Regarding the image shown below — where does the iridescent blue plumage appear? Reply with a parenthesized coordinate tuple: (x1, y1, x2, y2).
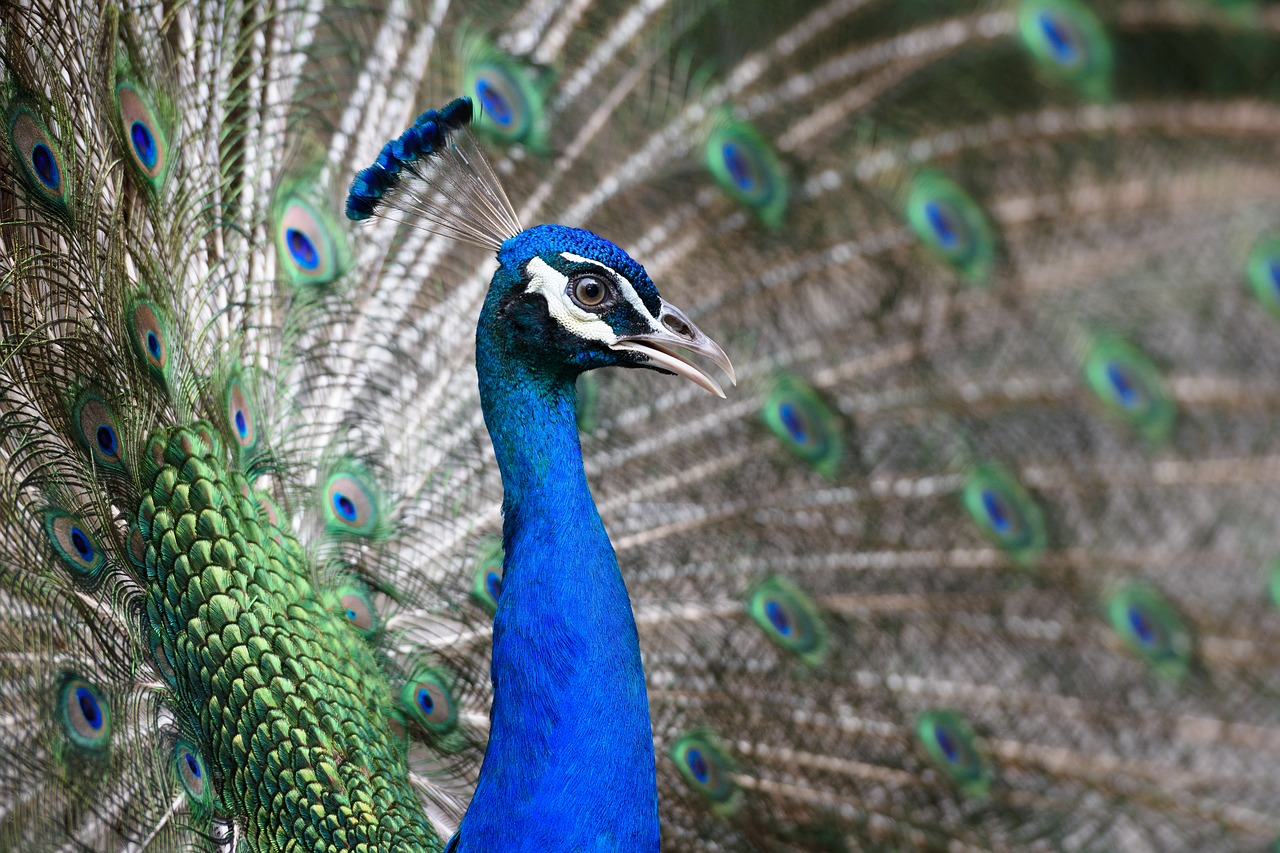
(349, 107, 733, 849)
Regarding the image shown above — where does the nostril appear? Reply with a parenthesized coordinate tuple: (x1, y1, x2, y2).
(663, 314, 693, 338)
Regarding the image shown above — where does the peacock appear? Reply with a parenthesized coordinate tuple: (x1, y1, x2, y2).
(2, 0, 1280, 850)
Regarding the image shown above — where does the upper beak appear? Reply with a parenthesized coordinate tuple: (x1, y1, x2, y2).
(609, 300, 737, 398)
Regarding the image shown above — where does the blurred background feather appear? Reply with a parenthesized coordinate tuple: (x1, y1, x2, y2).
(1, 0, 1280, 850)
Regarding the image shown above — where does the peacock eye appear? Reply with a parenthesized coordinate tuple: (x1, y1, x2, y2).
(570, 274, 611, 309)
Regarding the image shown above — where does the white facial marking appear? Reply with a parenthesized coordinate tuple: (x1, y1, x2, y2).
(523, 254, 661, 342)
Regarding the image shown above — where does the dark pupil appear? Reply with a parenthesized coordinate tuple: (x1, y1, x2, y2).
(765, 599, 791, 636)
(1106, 362, 1140, 407)
(235, 409, 248, 437)
(935, 725, 959, 763)
(185, 752, 201, 778)
(335, 493, 357, 521)
(1038, 12, 1078, 64)
(131, 120, 157, 168)
(723, 142, 755, 191)
(576, 277, 605, 306)
(418, 687, 434, 714)
(286, 228, 319, 270)
(147, 330, 161, 358)
(1128, 607, 1155, 647)
(687, 748, 709, 783)
(31, 142, 58, 189)
(96, 425, 116, 455)
(779, 402, 808, 444)
(486, 571, 503, 599)
(925, 200, 960, 249)
(77, 688, 102, 728)
(346, 608, 358, 621)
(70, 528, 93, 561)
(476, 77, 513, 126)
(982, 489, 1011, 534)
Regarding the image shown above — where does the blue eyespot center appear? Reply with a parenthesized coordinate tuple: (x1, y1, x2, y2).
(76, 687, 103, 730)
(764, 599, 791, 636)
(345, 608, 358, 622)
(779, 402, 808, 444)
(69, 527, 93, 562)
(184, 751, 201, 778)
(486, 570, 502, 600)
(30, 142, 59, 189)
(1037, 12, 1079, 65)
(1128, 606, 1155, 647)
(924, 201, 960, 249)
(686, 747, 710, 783)
(1105, 362, 1140, 408)
(722, 142, 756, 192)
(475, 77, 513, 127)
(417, 687, 434, 714)
(1268, 259, 1280, 294)
(146, 330, 161, 359)
(981, 489, 1011, 534)
(286, 228, 320, 270)
(130, 120, 157, 169)
(333, 492, 357, 521)
(96, 424, 118, 456)
(234, 409, 248, 438)
(934, 724, 959, 763)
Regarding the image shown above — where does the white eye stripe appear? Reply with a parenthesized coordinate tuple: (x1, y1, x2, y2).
(525, 257, 619, 343)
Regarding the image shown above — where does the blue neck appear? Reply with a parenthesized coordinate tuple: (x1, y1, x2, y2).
(456, 314, 659, 851)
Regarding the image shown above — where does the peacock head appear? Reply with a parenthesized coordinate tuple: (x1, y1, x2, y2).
(346, 97, 733, 397)
(485, 223, 735, 396)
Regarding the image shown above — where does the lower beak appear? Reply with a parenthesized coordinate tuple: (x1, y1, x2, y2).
(609, 301, 736, 398)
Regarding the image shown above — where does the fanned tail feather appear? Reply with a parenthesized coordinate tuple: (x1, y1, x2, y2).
(1, 0, 1279, 850)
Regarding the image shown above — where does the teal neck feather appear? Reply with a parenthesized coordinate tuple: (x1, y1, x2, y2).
(456, 276, 659, 851)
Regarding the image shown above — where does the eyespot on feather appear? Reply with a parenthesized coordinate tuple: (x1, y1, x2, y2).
(331, 584, 379, 639)
(115, 83, 168, 183)
(224, 374, 260, 458)
(324, 469, 382, 537)
(916, 710, 991, 796)
(460, 33, 548, 148)
(58, 675, 111, 752)
(8, 105, 68, 206)
(400, 670, 458, 734)
(761, 375, 842, 477)
(174, 741, 214, 809)
(670, 731, 739, 814)
(73, 394, 124, 468)
(746, 576, 826, 666)
(44, 511, 108, 581)
(905, 171, 995, 284)
(1104, 581, 1192, 681)
(1017, 0, 1113, 99)
(1082, 335, 1174, 444)
(705, 113, 788, 228)
(961, 462, 1046, 567)
(275, 194, 346, 287)
(127, 299, 171, 379)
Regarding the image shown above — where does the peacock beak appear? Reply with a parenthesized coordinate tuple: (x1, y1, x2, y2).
(610, 300, 736, 398)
